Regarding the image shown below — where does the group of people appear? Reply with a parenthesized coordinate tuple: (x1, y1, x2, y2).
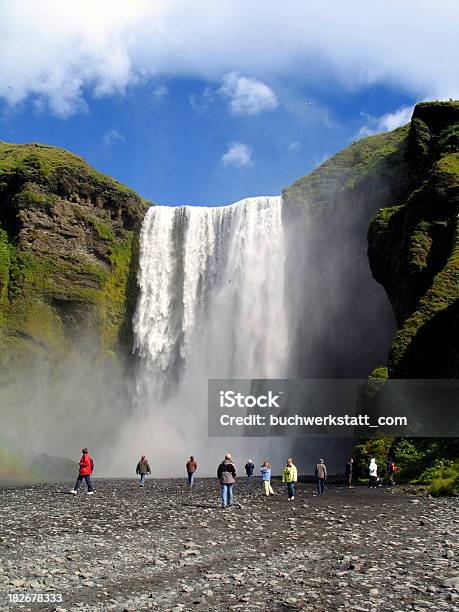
(368, 457, 398, 487)
(219, 454, 298, 507)
(70, 449, 397, 504)
(214, 455, 329, 506)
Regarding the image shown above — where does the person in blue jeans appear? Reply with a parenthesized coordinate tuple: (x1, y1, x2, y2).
(282, 458, 298, 500)
(315, 458, 327, 494)
(217, 453, 236, 508)
(136, 455, 151, 487)
(186, 456, 197, 486)
(245, 459, 255, 484)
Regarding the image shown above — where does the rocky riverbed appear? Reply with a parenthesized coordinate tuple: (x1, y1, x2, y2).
(0, 479, 458, 611)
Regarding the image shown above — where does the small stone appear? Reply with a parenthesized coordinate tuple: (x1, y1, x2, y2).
(369, 588, 379, 596)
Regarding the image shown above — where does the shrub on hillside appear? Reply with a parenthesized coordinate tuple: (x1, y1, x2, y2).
(428, 476, 459, 497)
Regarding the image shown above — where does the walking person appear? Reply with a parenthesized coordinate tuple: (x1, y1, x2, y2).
(136, 455, 151, 487)
(186, 455, 197, 486)
(261, 461, 274, 496)
(217, 453, 236, 509)
(368, 458, 378, 487)
(70, 448, 94, 495)
(245, 459, 255, 485)
(282, 457, 297, 500)
(346, 457, 354, 488)
(385, 457, 396, 486)
(315, 458, 327, 495)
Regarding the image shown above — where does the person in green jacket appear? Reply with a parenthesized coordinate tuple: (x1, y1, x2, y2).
(282, 457, 298, 500)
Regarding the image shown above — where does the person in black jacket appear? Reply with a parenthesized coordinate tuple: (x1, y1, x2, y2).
(217, 453, 236, 508)
(245, 459, 255, 485)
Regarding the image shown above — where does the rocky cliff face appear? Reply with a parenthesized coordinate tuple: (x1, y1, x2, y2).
(0, 142, 150, 378)
(283, 100, 458, 379)
(368, 102, 459, 377)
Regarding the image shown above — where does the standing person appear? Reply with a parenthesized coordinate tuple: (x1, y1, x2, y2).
(368, 458, 378, 487)
(260, 461, 274, 496)
(315, 458, 327, 495)
(245, 459, 255, 484)
(386, 457, 396, 486)
(346, 458, 354, 488)
(70, 448, 94, 495)
(282, 457, 297, 500)
(186, 455, 198, 486)
(136, 455, 151, 487)
(217, 453, 236, 509)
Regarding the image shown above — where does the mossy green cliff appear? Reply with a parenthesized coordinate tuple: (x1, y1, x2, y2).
(0, 142, 150, 377)
(284, 101, 458, 492)
(284, 100, 459, 379)
(368, 102, 459, 378)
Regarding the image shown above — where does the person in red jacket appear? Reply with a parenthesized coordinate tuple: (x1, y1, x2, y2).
(70, 448, 94, 495)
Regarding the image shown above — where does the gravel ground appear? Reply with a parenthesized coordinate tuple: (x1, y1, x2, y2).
(0, 478, 458, 611)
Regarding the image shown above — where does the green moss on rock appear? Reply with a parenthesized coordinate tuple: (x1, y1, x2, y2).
(368, 101, 459, 377)
(0, 141, 151, 375)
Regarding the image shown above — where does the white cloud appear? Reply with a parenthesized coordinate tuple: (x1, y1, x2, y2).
(103, 128, 125, 147)
(219, 72, 278, 116)
(0, 1, 458, 116)
(221, 142, 253, 168)
(288, 141, 301, 152)
(358, 105, 414, 138)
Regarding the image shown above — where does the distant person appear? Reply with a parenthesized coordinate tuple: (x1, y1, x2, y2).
(217, 453, 236, 509)
(282, 457, 297, 500)
(245, 459, 255, 484)
(346, 458, 354, 488)
(186, 455, 198, 486)
(136, 455, 151, 487)
(386, 457, 397, 486)
(260, 461, 274, 496)
(315, 458, 327, 495)
(70, 448, 94, 495)
(369, 458, 378, 487)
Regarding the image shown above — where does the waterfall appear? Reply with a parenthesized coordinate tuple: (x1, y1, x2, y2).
(130, 196, 289, 474)
(122, 193, 393, 476)
(134, 196, 288, 396)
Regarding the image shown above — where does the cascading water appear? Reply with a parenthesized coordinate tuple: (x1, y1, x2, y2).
(134, 196, 288, 392)
(130, 196, 290, 474)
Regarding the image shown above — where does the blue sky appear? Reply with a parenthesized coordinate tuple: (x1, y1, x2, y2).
(0, 1, 458, 206)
